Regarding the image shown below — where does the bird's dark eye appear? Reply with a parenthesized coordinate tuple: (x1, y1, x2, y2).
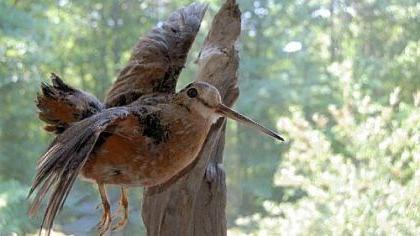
(187, 88, 198, 98)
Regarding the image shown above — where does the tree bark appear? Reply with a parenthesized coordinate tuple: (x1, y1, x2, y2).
(141, 1, 241, 235)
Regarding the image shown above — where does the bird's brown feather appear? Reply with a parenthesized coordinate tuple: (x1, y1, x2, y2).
(80, 101, 212, 187)
(30, 3, 209, 235)
(36, 73, 103, 134)
(104, 3, 207, 107)
(28, 107, 130, 235)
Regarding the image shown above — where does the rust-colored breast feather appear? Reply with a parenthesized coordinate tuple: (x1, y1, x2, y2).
(81, 102, 211, 187)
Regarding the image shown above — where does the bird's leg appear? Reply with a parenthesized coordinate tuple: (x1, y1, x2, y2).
(112, 186, 129, 231)
(97, 183, 112, 235)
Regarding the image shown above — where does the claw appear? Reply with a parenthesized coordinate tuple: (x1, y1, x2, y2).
(97, 207, 111, 235)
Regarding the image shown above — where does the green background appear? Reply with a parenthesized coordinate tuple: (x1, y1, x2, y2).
(0, 0, 419, 235)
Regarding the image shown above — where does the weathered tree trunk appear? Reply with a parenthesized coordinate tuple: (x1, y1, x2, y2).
(141, 0, 241, 235)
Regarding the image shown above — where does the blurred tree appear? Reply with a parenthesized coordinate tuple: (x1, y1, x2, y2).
(0, 0, 418, 235)
(229, 70, 419, 235)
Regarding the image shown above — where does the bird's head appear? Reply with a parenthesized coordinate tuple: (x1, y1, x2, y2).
(177, 81, 284, 141)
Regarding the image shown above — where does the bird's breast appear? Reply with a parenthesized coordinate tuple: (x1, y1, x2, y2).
(81, 113, 212, 187)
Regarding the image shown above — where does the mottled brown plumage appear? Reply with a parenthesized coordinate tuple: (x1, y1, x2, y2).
(28, 3, 283, 236)
(30, 81, 283, 235)
(30, 3, 208, 235)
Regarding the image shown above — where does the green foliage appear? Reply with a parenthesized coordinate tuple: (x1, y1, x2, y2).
(224, 1, 420, 232)
(229, 71, 419, 235)
(0, 0, 418, 235)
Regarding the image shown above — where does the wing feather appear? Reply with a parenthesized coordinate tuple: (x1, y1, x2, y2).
(104, 3, 207, 107)
(36, 73, 104, 134)
(28, 107, 152, 236)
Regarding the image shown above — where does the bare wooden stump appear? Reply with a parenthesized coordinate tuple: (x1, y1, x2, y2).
(141, 0, 241, 235)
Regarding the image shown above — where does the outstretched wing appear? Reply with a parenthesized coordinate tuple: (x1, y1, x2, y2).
(28, 104, 161, 236)
(104, 3, 207, 107)
(37, 73, 104, 134)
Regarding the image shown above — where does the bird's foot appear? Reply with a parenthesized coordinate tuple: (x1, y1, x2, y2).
(97, 202, 112, 235)
(111, 211, 128, 231)
(111, 187, 129, 231)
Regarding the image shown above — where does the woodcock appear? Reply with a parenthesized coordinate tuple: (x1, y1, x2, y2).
(28, 3, 284, 236)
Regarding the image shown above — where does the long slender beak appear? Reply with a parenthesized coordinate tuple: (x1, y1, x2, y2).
(216, 104, 284, 141)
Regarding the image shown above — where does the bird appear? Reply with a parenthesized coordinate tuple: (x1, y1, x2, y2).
(31, 3, 207, 234)
(28, 3, 284, 236)
(30, 80, 283, 235)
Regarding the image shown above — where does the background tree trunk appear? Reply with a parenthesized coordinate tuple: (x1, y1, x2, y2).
(141, 1, 241, 235)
